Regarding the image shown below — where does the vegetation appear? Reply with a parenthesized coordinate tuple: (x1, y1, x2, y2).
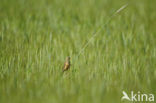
(0, 0, 156, 103)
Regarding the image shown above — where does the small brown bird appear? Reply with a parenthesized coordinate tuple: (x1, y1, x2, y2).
(63, 56, 70, 72)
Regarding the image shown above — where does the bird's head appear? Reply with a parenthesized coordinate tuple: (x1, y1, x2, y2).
(66, 56, 70, 61)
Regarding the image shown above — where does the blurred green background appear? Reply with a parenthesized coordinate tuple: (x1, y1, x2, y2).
(0, 0, 156, 103)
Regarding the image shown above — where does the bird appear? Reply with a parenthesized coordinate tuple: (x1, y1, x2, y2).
(62, 56, 70, 72)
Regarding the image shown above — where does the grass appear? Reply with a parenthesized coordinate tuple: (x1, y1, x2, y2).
(0, 0, 156, 103)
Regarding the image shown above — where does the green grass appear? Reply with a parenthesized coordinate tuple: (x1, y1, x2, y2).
(0, 0, 156, 103)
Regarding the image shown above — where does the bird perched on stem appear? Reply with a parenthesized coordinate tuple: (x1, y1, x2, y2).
(63, 57, 70, 72)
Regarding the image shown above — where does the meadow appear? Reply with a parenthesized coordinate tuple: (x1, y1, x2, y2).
(0, 0, 156, 103)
